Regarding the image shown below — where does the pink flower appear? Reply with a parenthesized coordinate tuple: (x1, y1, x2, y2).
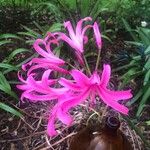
(59, 64, 132, 115)
(93, 22, 102, 49)
(47, 93, 74, 136)
(17, 69, 68, 102)
(46, 64, 132, 136)
(22, 33, 68, 75)
(58, 17, 92, 64)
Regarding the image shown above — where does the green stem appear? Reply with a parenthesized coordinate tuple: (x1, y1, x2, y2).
(66, 62, 77, 70)
(83, 56, 91, 76)
(95, 49, 101, 70)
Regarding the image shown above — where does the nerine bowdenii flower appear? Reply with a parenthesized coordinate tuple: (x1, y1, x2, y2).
(47, 64, 132, 136)
(17, 17, 132, 137)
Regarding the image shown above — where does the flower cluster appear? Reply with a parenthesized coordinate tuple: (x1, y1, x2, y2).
(17, 17, 132, 136)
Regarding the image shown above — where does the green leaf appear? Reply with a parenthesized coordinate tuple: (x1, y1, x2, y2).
(47, 23, 63, 33)
(146, 120, 150, 125)
(0, 72, 11, 90)
(0, 102, 22, 117)
(121, 67, 137, 86)
(145, 45, 150, 54)
(0, 63, 18, 70)
(0, 33, 23, 40)
(143, 69, 150, 86)
(0, 72, 18, 100)
(80, 0, 90, 17)
(33, 21, 45, 33)
(136, 86, 150, 116)
(63, 0, 76, 10)
(40, 2, 63, 22)
(17, 32, 37, 38)
(21, 25, 40, 37)
(3, 48, 31, 63)
(0, 40, 13, 46)
(127, 89, 143, 106)
(138, 27, 150, 46)
(125, 41, 143, 46)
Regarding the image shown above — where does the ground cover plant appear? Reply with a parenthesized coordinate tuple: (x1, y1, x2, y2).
(0, 0, 150, 149)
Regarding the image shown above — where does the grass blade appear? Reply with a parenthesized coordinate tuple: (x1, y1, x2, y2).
(0, 102, 22, 117)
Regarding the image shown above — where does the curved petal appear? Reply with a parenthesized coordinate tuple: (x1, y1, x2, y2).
(97, 87, 129, 114)
(90, 71, 100, 84)
(76, 17, 92, 36)
(46, 39, 58, 54)
(50, 87, 69, 95)
(22, 61, 32, 71)
(27, 63, 68, 75)
(32, 57, 65, 65)
(47, 116, 57, 136)
(26, 76, 52, 94)
(81, 25, 92, 37)
(22, 92, 58, 101)
(103, 89, 133, 101)
(59, 33, 82, 53)
(100, 64, 111, 87)
(17, 71, 26, 83)
(17, 84, 30, 90)
(83, 36, 88, 44)
(59, 78, 81, 91)
(57, 108, 73, 125)
(71, 69, 90, 87)
(93, 22, 102, 49)
(64, 21, 76, 40)
(61, 88, 90, 112)
(33, 39, 48, 58)
(41, 69, 55, 87)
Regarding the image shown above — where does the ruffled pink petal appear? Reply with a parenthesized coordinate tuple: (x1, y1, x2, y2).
(26, 76, 52, 94)
(59, 78, 81, 91)
(71, 69, 90, 87)
(22, 92, 58, 101)
(76, 17, 92, 36)
(47, 116, 57, 136)
(97, 87, 129, 114)
(27, 63, 68, 75)
(93, 22, 102, 49)
(41, 69, 56, 87)
(34, 39, 64, 64)
(83, 36, 88, 44)
(17, 84, 30, 90)
(61, 88, 90, 112)
(64, 21, 76, 40)
(50, 87, 69, 95)
(22, 61, 32, 71)
(33, 39, 48, 58)
(103, 89, 133, 101)
(90, 71, 100, 84)
(17, 71, 26, 83)
(57, 108, 73, 125)
(100, 64, 111, 87)
(32, 57, 65, 65)
(46, 39, 59, 54)
(81, 25, 92, 37)
(59, 33, 82, 53)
